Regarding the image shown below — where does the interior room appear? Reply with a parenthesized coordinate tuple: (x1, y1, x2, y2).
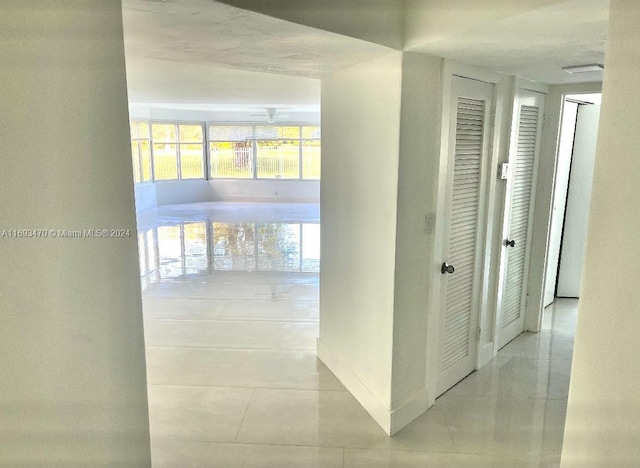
(3, 0, 639, 467)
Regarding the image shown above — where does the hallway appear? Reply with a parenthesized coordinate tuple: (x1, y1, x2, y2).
(138, 203, 575, 467)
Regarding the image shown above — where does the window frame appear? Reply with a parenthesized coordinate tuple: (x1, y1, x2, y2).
(130, 119, 153, 184)
(151, 120, 206, 182)
(130, 120, 320, 183)
(207, 123, 320, 181)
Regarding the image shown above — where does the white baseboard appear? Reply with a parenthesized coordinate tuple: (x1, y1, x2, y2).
(317, 338, 430, 436)
(389, 388, 430, 435)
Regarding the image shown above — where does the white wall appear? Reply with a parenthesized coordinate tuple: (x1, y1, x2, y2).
(155, 179, 212, 206)
(561, 0, 640, 465)
(215, 0, 403, 49)
(389, 52, 443, 429)
(556, 104, 600, 298)
(404, 0, 566, 50)
(132, 179, 320, 212)
(210, 179, 319, 203)
(543, 101, 579, 306)
(318, 52, 402, 434)
(134, 182, 158, 212)
(0, 1, 151, 465)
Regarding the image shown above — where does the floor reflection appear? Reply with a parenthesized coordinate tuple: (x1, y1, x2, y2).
(138, 220, 320, 290)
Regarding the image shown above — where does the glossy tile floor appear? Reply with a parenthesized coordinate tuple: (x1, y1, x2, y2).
(138, 202, 576, 467)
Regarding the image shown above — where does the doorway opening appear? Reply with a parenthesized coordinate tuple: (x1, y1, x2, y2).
(544, 93, 602, 307)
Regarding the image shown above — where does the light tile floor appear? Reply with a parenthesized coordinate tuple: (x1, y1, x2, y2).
(138, 202, 576, 467)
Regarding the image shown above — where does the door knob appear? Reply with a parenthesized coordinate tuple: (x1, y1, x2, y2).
(441, 262, 455, 274)
(505, 239, 516, 248)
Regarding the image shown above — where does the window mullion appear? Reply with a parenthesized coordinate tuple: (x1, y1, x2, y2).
(149, 120, 156, 182)
(204, 122, 210, 180)
(299, 126, 303, 180)
(252, 125, 257, 179)
(176, 123, 182, 181)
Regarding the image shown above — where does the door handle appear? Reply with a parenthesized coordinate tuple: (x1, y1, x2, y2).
(505, 239, 516, 248)
(441, 262, 455, 274)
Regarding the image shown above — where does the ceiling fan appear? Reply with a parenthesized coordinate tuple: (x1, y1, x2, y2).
(249, 107, 291, 123)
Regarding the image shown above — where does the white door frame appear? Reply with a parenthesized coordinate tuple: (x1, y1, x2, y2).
(493, 83, 547, 351)
(425, 60, 512, 406)
(523, 82, 602, 334)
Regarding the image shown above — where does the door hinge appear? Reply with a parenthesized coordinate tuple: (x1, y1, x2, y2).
(476, 327, 481, 340)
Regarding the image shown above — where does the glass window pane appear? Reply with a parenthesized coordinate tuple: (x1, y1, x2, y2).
(301, 126, 321, 139)
(180, 144, 204, 179)
(131, 141, 141, 183)
(257, 223, 301, 271)
(210, 142, 253, 178)
(179, 124, 203, 143)
(255, 126, 300, 139)
(138, 121, 150, 139)
(140, 140, 152, 182)
(302, 140, 321, 180)
(153, 143, 178, 180)
(210, 125, 253, 141)
(130, 121, 139, 139)
(212, 222, 256, 271)
(152, 123, 177, 142)
(256, 140, 300, 179)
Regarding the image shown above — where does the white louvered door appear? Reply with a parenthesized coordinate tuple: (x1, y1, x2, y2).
(498, 91, 545, 349)
(437, 77, 494, 396)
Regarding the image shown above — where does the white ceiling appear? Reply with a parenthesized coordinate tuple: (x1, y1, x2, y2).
(125, 56, 321, 111)
(122, 0, 391, 111)
(123, 0, 609, 112)
(410, 0, 609, 84)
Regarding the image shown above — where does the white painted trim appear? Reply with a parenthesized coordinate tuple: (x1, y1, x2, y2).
(526, 82, 602, 332)
(520, 91, 546, 334)
(389, 388, 430, 436)
(477, 75, 515, 368)
(491, 78, 521, 356)
(317, 337, 430, 436)
(446, 59, 505, 85)
(495, 88, 547, 348)
(317, 338, 393, 435)
(425, 60, 452, 407)
(426, 59, 511, 403)
(516, 77, 549, 95)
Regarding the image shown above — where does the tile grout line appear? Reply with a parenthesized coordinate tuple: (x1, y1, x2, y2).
(234, 388, 256, 443)
(147, 383, 348, 393)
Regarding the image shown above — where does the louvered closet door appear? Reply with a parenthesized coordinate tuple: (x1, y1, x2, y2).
(499, 91, 545, 349)
(438, 77, 494, 396)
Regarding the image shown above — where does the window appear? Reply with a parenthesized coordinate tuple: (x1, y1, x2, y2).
(302, 126, 321, 179)
(130, 120, 152, 183)
(179, 125, 205, 179)
(255, 126, 300, 179)
(152, 122, 205, 181)
(208, 124, 321, 180)
(209, 126, 254, 178)
(130, 121, 320, 183)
